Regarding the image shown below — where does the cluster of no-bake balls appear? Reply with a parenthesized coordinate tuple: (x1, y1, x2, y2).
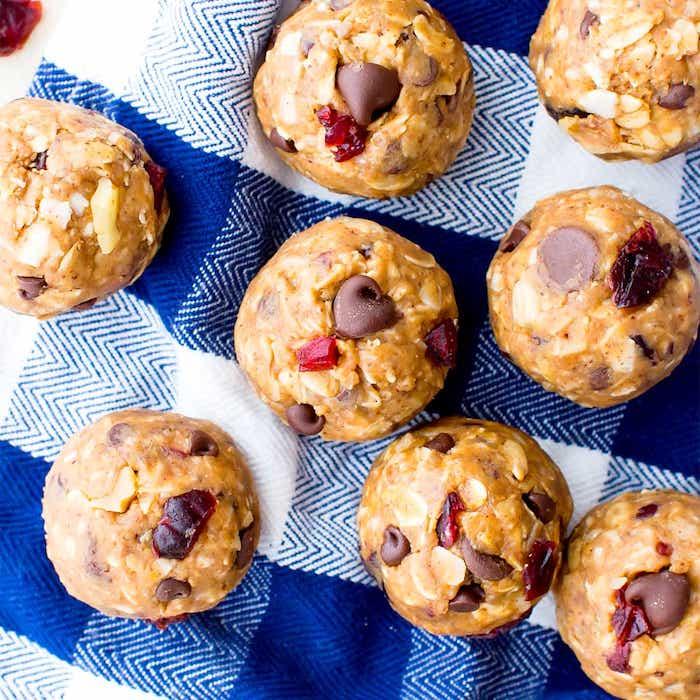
(0, 0, 696, 698)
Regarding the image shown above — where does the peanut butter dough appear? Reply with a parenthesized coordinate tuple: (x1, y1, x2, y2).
(234, 217, 458, 441)
(43, 410, 259, 624)
(530, 0, 700, 162)
(357, 417, 572, 636)
(0, 98, 169, 318)
(487, 186, 699, 408)
(556, 490, 699, 699)
(254, 0, 474, 198)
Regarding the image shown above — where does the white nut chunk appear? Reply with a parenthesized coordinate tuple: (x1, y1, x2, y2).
(91, 177, 122, 255)
(89, 466, 137, 513)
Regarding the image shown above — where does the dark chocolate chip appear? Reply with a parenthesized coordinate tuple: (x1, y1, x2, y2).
(401, 42, 439, 87)
(461, 538, 513, 581)
(635, 503, 658, 519)
(448, 583, 485, 612)
(579, 10, 599, 39)
(658, 84, 695, 110)
(625, 571, 690, 635)
(522, 491, 556, 524)
(332, 275, 400, 339)
(28, 151, 47, 170)
(155, 578, 192, 602)
(268, 128, 297, 153)
(499, 221, 530, 253)
(358, 244, 373, 259)
(380, 525, 410, 566)
(381, 140, 409, 175)
(630, 334, 657, 364)
(188, 429, 219, 457)
(286, 403, 325, 435)
(538, 227, 599, 292)
(336, 62, 402, 125)
(107, 422, 132, 446)
(545, 104, 591, 121)
(235, 525, 256, 569)
(16, 275, 47, 300)
(589, 366, 611, 390)
(73, 298, 97, 311)
(424, 433, 455, 454)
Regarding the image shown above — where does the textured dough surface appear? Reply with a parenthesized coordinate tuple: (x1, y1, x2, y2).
(43, 410, 259, 622)
(254, 0, 474, 198)
(556, 491, 699, 699)
(487, 186, 699, 408)
(357, 417, 572, 635)
(0, 98, 169, 318)
(530, 0, 700, 162)
(234, 216, 458, 441)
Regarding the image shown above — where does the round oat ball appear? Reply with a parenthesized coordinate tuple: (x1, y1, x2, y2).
(0, 98, 169, 319)
(234, 217, 458, 442)
(42, 410, 259, 625)
(254, 0, 474, 198)
(487, 186, 699, 408)
(556, 490, 699, 699)
(530, 0, 700, 162)
(357, 417, 573, 636)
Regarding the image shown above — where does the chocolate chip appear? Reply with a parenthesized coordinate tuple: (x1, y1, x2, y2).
(28, 151, 47, 170)
(286, 403, 325, 435)
(538, 227, 599, 292)
(107, 422, 132, 446)
(589, 366, 611, 390)
(358, 244, 372, 259)
(332, 275, 400, 339)
(188, 430, 219, 457)
(461, 538, 513, 581)
(16, 275, 47, 300)
(635, 503, 658, 519)
(336, 63, 402, 125)
(268, 128, 296, 153)
(630, 334, 657, 364)
(301, 38, 315, 57)
(73, 298, 97, 311)
(235, 525, 256, 569)
(625, 571, 690, 635)
(381, 140, 409, 175)
(448, 584, 485, 612)
(499, 221, 530, 253)
(424, 433, 455, 454)
(545, 104, 591, 121)
(400, 38, 439, 87)
(658, 84, 695, 110)
(155, 578, 192, 602)
(381, 526, 410, 566)
(579, 10, 599, 39)
(330, 0, 353, 9)
(522, 492, 556, 524)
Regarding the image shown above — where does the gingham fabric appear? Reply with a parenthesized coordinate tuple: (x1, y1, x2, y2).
(1, 1, 698, 698)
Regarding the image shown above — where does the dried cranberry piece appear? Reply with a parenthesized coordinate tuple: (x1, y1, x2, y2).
(0, 0, 42, 57)
(144, 160, 167, 213)
(635, 503, 658, 519)
(606, 642, 632, 674)
(425, 319, 457, 367)
(656, 541, 673, 556)
(608, 222, 673, 308)
(316, 106, 367, 162)
(152, 490, 217, 559)
(297, 336, 339, 371)
(523, 540, 557, 601)
(436, 491, 465, 548)
(607, 583, 651, 673)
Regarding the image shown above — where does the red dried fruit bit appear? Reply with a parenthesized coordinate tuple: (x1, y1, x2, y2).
(608, 222, 673, 308)
(523, 540, 557, 601)
(146, 613, 189, 630)
(0, 0, 42, 57)
(316, 105, 367, 162)
(144, 160, 168, 213)
(607, 583, 650, 673)
(152, 490, 217, 559)
(297, 336, 339, 371)
(436, 491, 465, 548)
(606, 642, 632, 674)
(635, 503, 658, 519)
(425, 319, 458, 367)
(656, 541, 673, 556)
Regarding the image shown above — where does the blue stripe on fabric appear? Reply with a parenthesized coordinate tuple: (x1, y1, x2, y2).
(543, 638, 614, 699)
(0, 441, 91, 662)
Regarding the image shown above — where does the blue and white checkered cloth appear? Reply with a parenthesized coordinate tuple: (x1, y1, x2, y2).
(1, 1, 698, 698)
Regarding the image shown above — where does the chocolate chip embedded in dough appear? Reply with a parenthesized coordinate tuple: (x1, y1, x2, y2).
(330, 0, 354, 9)
(658, 84, 695, 110)
(286, 403, 325, 435)
(522, 491, 556, 524)
(538, 227, 599, 292)
(635, 503, 658, 519)
(301, 37, 315, 57)
(589, 366, 611, 390)
(17, 275, 47, 300)
(630, 334, 657, 364)
(235, 525, 256, 569)
(499, 221, 530, 253)
(268, 128, 297, 153)
(625, 571, 690, 635)
(461, 538, 513, 581)
(579, 10, 599, 39)
(155, 578, 192, 602)
(28, 151, 47, 170)
(188, 429, 219, 457)
(424, 433, 455, 454)
(107, 422, 133, 446)
(545, 104, 591, 121)
(73, 298, 97, 311)
(380, 525, 410, 566)
(336, 62, 402, 125)
(448, 583, 485, 612)
(332, 275, 400, 339)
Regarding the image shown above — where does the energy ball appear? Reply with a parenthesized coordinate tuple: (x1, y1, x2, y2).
(234, 217, 458, 442)
(487, 186, 699, 408)
(0, 98, 169, 319)
(42, 410, 259, 625)
(556, 491, 699, 699)
(530, 0, 700, 162)
(254, 0, 474, 198)
(357, 417, 572, 636)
